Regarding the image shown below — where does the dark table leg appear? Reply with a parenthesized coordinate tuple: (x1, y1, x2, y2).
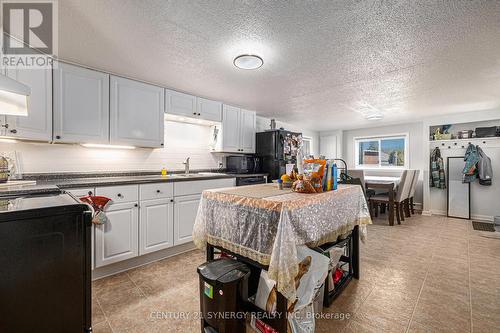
(352, 225, 360, 279)
(388, 186, 395, 226)
(206, 244, 214, 261)
(275, 292, 288, 333)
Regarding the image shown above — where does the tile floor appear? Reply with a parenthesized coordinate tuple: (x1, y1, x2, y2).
(91, 215, 500, 332)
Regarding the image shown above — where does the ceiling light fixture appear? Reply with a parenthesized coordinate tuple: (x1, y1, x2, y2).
(233, 54, 263, 70)
(365, 114, 384, 121)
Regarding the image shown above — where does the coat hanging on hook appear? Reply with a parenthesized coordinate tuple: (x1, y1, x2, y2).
(477, 146, 492, 186)
(463, 144, 479, 183)
(430, 147, 446, 189)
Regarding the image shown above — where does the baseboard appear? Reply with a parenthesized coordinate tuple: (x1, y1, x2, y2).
(421, 210, 432, 216)
(92, 242, 197, 280)
(471, 214, 494, 222)
(429, 210, 494, 222)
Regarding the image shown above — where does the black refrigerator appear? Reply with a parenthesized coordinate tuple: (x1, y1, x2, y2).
(0, 191, 93, 332)
(256, 129, 302, 182)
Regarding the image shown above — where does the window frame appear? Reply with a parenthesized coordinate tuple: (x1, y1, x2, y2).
(302, 136, 313, 157)
(354, 133, 409, 170)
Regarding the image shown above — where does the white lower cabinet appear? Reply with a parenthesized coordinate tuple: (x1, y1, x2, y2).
(173, 194, 201, 245)
(95, 201, 139, 268)
(90, 178, 235, 269)
(139, 198, 174, 255)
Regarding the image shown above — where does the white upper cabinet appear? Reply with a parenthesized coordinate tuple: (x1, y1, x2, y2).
(196, 97, 222, 122)
(239, 109, 256, 153)
(218, 105, 256, 153)
(221, 104, 241, 153)
(165, 89, 197, 118)
(165, 89, 222, 122)
(5, 66, 52, 141)
(53, 62, 110, 144)
(110, 76, 164, 148)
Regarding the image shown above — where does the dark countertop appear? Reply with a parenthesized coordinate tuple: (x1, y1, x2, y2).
(0, 172, 268, 196)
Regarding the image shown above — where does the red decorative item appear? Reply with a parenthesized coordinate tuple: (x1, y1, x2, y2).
(333, 268, 344, 284)
(79, 195, 112, 225)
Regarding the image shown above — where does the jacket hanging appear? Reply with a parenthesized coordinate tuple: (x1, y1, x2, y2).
(430, 147, 446, 189)
(463, 143, 480, 183)
(477, 146, 492, 186)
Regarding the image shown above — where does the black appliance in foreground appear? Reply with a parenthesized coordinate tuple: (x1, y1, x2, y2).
(198, 259, 250, 333)
(0, 191, 92, 332)
(226, 155, 261, 174)
(256, 129, 302, 182)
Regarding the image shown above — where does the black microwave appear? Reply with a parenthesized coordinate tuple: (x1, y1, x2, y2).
(226, 156, 261, 174)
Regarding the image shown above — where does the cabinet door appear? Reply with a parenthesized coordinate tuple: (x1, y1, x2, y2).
(95, 201, 138, 268)
(53, 62, 109, 143)
(222, 105, 241, 153)
(239, 109, 256, 153)
(139, 198, 174, 255)
(5, 66, 52, 141)
(174, 194, 201, 245)
(110, 76, 164, 148)
(196, 97, 222, 122)
(165, 89, 197, 118)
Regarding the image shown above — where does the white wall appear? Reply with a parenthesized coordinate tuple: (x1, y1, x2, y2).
(342, 122, 425, 205)
(0, 121, 222, 173)
(319, 130, 343, 159)
(0, 118, 319, 174)
(256, 116, 320, 155)
(422, 111, 500, 220)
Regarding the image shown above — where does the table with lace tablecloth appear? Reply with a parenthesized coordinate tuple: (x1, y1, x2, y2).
(193, 183, 371, 302)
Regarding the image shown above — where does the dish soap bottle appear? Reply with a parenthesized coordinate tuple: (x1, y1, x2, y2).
(161, 167, 167, 176)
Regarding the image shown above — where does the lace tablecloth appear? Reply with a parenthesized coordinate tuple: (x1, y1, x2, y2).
(193, 183, 371, 301)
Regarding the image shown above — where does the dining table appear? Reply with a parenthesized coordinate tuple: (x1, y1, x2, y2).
(364, 176, 400, 226)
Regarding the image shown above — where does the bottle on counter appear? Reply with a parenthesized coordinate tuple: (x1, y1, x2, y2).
(333, 163, 338, 190)
(161, 167, 167, 176)
(277, 179, 283, 190)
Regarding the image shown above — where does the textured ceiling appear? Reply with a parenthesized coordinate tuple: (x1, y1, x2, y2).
(58, 0, 500, 131)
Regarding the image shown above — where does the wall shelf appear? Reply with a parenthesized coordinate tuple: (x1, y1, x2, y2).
(429, 136, 500, 144)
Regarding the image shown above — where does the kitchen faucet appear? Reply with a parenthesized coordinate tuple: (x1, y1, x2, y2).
(183, 157, 190, 174)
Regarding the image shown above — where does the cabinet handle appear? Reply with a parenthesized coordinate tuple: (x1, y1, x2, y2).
(170, 199, 174, 203)
(134, 203, 138, 207)
(117, 193, 123, 198)
(193, 112, 197, 115)
(1, 123, 8, 129)
(88, 191, 93, 196)
(56, 135, 61, 139)
(197, 113, 201, 116)
(156, 190, 161, 193)
(9, 129, 17, 134)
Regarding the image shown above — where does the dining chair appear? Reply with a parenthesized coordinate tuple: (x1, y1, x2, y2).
(345, 170, 376, 198)
(407, 170, 420, 215)
(369, 170, 414, 224)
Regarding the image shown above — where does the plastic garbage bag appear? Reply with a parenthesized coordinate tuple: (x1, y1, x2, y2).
(254, 246, 329, 333)
(79, 195, 112, 225)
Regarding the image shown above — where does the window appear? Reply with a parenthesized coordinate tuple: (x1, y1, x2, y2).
(354, 134, 408, 169)
(302, 137, 313, 157)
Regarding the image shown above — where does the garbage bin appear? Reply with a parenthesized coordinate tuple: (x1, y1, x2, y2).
(197, 258, 250, 333)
